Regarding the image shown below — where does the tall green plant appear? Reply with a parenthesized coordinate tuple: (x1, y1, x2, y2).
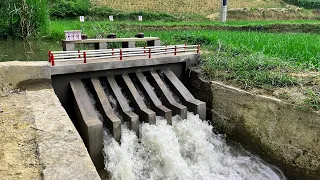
(49, 0, 90, 17)
(0, 0, 49, 39)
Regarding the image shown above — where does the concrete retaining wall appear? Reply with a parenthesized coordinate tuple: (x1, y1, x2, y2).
(187, 70, 320, 180)
(0, 62, 100, 180)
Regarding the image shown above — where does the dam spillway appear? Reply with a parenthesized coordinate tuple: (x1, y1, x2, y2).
(48, 46, 286, 179)
(69, 70, 206, 168)
(50, 47, 205, 168)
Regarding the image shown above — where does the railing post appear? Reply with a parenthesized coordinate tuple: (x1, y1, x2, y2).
(78, 50, 81, 58)
(112, 48, 114, 56)
(148, 48, 151, 58)
(48, 51, 51, 62)
(184, 44, 187, 52)
(165, 46, 167, 53)
(174, 46, 177, 55)
(144, 46, 146, 53)
(51, 54, 55, 66)
(83, 52, 87, 63)
(120, 49, 123, 60)
(197, 44, 200, 53)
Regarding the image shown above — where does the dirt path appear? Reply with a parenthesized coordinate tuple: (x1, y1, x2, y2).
(0, 91, 41, 180)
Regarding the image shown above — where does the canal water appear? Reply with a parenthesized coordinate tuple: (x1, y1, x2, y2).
(102, 113, 286, 180)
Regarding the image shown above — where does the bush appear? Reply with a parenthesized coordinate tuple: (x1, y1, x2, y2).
(173, 34, 214, 46)
(49, 0, 90, 17)
(284, 0, 320, 9)
(0, 0, 49, 39)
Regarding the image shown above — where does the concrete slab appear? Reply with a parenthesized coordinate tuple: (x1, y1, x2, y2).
(62, 42, 75, 51)
(148, 71, 187, 119)
(107, 76, 139, 136)
(94, 42, 108, 49)
(26, 88, 100, 180)
(91, 78, 121, 142)
(70, 80, 104, 169)
(163, 69, 206, 120)
(135, 72, 172, 124)
(121, 74, 156, 124)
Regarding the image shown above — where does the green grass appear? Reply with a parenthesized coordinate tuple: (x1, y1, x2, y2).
(171, 30, 320, 70)
(201, 51, 299, 89)
(304, 89, 320, 111)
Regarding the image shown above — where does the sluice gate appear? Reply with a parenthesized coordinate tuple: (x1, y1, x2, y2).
(50, 45, 205, 168)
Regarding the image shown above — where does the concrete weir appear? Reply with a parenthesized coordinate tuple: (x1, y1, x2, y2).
(49, 53, 206, 171)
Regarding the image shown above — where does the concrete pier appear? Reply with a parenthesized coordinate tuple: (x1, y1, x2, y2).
(135, 72, 172, 124)
(148, 71, 187, 119)
(107, 76, 139, 136)
(162, 70, 206, 120)
(91, 78, 121, 142)
(70, 80, 103, 168)
(120, 74, 156, 124)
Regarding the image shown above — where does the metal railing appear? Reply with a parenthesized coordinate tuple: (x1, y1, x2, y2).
(48, 44, 200, 66)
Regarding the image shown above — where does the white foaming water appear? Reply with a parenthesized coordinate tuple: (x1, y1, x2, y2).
(103, 113, 286, 180)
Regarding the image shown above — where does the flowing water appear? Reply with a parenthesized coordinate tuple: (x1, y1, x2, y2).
(102, 113, 286, 180)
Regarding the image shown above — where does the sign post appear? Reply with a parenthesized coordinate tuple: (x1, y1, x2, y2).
(109, 15, 114, 22)
(80, 16, 85, 33)
(220, 0, 228, 22)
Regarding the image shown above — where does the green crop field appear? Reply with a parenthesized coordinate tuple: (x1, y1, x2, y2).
(91, 0, 283, 14)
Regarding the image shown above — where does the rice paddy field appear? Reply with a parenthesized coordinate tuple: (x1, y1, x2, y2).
(91, 0, 283, 14)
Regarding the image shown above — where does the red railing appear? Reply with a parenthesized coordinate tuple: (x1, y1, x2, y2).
(48, 44, 200, 66)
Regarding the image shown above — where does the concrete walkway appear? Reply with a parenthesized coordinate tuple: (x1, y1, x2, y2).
(26, 86, 100, 180)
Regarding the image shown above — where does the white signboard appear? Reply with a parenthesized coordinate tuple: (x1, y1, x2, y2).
(109, 15, 114, 21)
(79, 16, 85, 22)
(138, 15, 142, 21)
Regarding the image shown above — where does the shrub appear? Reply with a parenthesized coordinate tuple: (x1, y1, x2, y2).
(0, 0, 49, 39)
(284, 0, 320, 9)
(173, 34, 214, 46)
(49, 0, 91, 18)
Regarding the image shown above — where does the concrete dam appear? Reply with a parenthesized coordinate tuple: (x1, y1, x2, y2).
(50, 46, 206, 169)
(2, 45, 287, 179)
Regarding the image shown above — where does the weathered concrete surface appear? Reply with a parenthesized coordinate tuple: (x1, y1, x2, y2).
(26, 87, 100, 180)
(70, 80, 104, 169)
(187, 70, 320, 180)
(0, 91, 42, 180)
(0, 61, 50, 95)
